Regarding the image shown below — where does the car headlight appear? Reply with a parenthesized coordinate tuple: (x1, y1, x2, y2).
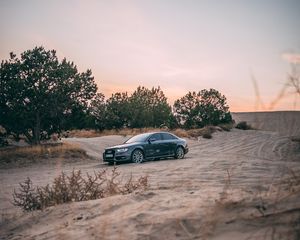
(116, 148, 128, 153)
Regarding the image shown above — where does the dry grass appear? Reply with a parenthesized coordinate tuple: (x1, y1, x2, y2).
(199, 167, 300, 239)
(65, 125, 232, 140)
(188, 126, 217, 139)
(218, 123, 234, 132)
(0, 143, 89, 167)
(13, 167, 149, 211)
(63, 128, 163, 138)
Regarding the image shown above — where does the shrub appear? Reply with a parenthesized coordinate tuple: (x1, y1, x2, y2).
(12, 178, 41, 211)
(235, 121, 252, 130)
(173, 89, 232, 128)
(290, 136, 300, 142)
(218, 123, 234, 132)
(13, 167, 148, 211)
(201, 126, 214, 139)
(202, 132, 212, 139)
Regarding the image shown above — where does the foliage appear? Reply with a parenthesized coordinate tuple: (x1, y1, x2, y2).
(13, 178, 41, 211)
(0, 46, 97, 144)
(106, 92, 130, 129)
(90, 86, 173, 129)
(128, 86, 172, 128)
(0, 129, 8, 147)
(173, 89, 232, 128)
(89, 93, 107, 130)
(0, 46, 235, 139)
(13, 167, 148, 211)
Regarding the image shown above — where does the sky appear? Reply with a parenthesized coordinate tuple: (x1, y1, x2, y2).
(1, 0, 300, 112)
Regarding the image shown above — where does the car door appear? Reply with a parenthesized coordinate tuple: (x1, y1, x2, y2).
(144, 133, 164, 158)
(161, 133, 177, 156)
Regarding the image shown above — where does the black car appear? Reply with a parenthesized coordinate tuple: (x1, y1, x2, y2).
(103, 132, 189, 164)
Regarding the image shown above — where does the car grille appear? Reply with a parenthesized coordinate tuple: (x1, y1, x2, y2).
(104, 149, 115, 159)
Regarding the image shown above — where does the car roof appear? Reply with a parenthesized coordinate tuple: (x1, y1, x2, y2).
(146, 131, 178, 136)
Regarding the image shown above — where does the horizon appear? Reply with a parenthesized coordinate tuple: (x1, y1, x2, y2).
(1, 0, 300, 112)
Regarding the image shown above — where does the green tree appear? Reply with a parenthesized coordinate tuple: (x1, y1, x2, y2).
(105, 92, 130, 129)
(174, 89, 232, 128)
(128, 86, 172, 128)
(89, 93, 107, 130)
(0, 46, 97, 144)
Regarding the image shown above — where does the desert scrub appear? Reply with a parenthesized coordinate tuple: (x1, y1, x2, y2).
(0, 143, 88, 167)
(218, 123, 234, 131)
(65, 126, 229, 140)
(13, 167, 148, 211)
(235, 121, 253, 130)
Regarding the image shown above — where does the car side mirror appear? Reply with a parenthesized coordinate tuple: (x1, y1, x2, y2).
(148, 138, 156, 143)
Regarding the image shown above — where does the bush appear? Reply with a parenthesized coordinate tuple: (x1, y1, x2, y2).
(0, 137, 8, 147)
(218, 123, 234, 132)
(173, 89, 232, 128)
(202, 132, 212, 139)
(235, 121, 252, 130)
(13, 167, 148, 211)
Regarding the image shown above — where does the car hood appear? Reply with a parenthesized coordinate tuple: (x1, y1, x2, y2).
(105, 142, 142, 150)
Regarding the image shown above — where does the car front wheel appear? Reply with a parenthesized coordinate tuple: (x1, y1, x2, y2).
(175, 146, 185, 159)
(131, 149, 144, 163)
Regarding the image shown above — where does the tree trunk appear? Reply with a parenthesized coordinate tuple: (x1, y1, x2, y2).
(33, 112, 41, 145)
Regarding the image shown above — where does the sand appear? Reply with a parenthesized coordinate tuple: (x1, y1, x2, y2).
(0, 112, 300, 239)
(232, 111, 300, 136)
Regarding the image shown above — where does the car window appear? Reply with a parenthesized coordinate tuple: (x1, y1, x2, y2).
(161, 133, 177, 140)
(149, 133, 162, 141)
(125, 133, 152, 143)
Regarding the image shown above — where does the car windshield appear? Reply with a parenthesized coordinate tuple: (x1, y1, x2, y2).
(125, 133, 152, 144)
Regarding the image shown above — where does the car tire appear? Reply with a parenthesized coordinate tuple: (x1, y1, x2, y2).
(175, 146, 185, 159)
(131, 149, 144, 163)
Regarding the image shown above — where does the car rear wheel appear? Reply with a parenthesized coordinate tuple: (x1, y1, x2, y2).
(175, 146, 185, 159)
(131, 149, 144, 163)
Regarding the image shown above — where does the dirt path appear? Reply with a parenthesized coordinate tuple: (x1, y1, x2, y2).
(1, 129, 300, 239)
(62, 135, 128, 160)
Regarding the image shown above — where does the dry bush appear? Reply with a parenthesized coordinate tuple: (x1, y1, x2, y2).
(218, 123, 234, 132)
(186, 126, 217, 139)
(0, 143, 88, 167)
(271, 168, 300, 203)
(171, 129, 189, 138)
(202, 132, 212, 139)
(187, 129, 204, 138)
(64, 128, 162, 138)
(65, 125, 231, 140)
(13, 167, 148, 211)
(235, 121, 253, 130)
(63, 129, 102, 138)
(290, 136, 300, 143)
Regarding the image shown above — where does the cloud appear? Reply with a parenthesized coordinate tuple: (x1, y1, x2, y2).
(282, 53, 300, 64)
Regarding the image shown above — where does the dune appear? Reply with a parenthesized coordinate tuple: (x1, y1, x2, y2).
(1, 112, 300, 239)
(232, 111, 300, 136)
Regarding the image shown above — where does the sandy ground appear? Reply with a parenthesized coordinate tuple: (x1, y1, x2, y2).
(232, 111, 300, 136)
(1, 112, 300, 239)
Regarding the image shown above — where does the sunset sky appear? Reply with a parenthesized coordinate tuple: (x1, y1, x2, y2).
(1, 0, 300, 112)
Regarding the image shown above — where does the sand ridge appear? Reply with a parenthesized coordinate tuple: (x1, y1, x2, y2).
(232, 111, 300, 136)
